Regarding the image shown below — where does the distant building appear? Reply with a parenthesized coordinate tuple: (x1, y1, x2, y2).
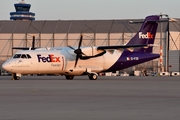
(10, 0, 35, 21)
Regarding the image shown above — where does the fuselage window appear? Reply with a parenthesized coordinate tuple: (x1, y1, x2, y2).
(21, 54, 27, 59)
(26, 54, 32, 59)
(13, 54, 21, 58)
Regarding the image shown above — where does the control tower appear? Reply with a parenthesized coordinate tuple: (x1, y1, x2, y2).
(10, 0, 35, 20)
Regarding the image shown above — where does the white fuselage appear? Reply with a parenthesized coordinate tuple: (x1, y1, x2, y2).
(2, 47, 122, 75)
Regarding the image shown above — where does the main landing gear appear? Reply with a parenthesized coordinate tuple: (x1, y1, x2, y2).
(88, 73, 98, 80)
(12, 73, 20, 80)
(65, 73, 98, 80)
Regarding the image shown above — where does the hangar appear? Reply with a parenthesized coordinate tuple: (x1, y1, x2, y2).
(0, 17, 180, 73)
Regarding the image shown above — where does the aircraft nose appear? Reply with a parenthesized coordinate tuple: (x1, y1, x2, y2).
(2, 61, 12, 72)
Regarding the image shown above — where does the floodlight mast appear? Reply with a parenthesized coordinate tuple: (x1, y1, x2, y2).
(159, 14, 177, 73)
(159, 14, 169, 73)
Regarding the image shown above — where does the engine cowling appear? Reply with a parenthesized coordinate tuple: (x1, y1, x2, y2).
(80, 46, 106, 59)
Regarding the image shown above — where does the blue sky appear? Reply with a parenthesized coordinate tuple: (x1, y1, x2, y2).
(1, 0, 180, 20)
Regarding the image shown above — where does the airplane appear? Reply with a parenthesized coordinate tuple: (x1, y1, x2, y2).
(2, 15, 160, 80)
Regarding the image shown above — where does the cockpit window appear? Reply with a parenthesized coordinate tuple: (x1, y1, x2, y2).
(21, 54, 27, 59)
(13, 54, 21, 58)
(13, 54, 32, 59)
(27, 54, 31, 58)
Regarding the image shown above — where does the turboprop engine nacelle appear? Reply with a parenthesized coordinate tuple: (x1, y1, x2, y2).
(81, 46, 105, 57)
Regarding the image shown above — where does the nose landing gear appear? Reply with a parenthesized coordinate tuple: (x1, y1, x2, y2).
(12, 73, 21, 80)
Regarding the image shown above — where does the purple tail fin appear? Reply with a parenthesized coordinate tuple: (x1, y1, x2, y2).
(127, 15, 159, 53)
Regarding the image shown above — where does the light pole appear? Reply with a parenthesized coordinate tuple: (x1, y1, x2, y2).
(159, 14, 177, 72)
(165, 14, 169, 72)
(159, 14, 169, 72)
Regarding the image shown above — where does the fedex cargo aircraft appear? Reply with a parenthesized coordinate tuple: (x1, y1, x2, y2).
(2, 15, 160, 80)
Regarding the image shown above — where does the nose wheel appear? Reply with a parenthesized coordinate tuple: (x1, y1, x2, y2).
(65, 75, 74, 80)
(12, 73, 20, 80)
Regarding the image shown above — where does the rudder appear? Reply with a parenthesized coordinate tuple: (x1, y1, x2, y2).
(127, 15, 159, 53)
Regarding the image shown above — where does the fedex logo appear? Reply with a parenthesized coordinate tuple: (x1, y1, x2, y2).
(139, 32, 153, 39)
(37, 54, 60, 62)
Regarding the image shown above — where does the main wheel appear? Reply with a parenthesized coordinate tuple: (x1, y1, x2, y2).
(88, 73, 98, 80)
(65, 75, 74, 80)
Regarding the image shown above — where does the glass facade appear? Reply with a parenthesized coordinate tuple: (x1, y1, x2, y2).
(15, 6, 30, 12)
(10, 2, 35, 20)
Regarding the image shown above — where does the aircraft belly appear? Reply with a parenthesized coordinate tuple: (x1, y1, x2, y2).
(64, 51, 121, 74)
(64, 56, 104, 75)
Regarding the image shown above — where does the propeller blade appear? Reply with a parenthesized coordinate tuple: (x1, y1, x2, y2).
(73, 34, 83, 68)
(32, 36, 35, 50)
(74, 55, 79, 68)
(68, 45, 75, 50)
(78, 35, 83, 49)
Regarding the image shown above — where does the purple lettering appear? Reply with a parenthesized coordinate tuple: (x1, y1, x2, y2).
(37, 54, 41, 62)
(42, 57, 47, 62)
(37, 54, 60, 63)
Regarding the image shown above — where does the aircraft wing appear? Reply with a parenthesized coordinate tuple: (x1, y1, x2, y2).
(12, 47, 37, 50)
(12, 47, 30, 50)
(97, 44, 148, 50)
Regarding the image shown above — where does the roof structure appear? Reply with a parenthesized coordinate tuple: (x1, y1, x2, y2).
(0, 18, 175, 34)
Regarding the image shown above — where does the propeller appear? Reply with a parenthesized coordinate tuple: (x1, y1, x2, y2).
(68, 34, 85, 68)
(68, 34, 106, 68)
(74, 35, 84, 68)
